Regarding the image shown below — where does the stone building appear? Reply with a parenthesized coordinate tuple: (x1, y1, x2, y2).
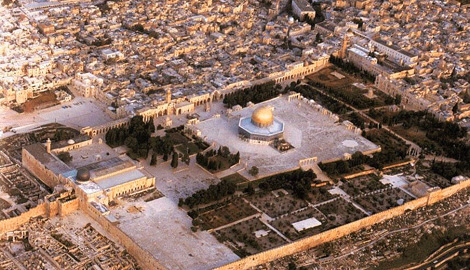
(238, 106, 284, 144)
(22, 136, 155, 206)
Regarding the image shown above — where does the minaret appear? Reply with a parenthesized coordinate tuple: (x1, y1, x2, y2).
(46, 138, 51, 153)
(166, 89, 172, 104)
(340, 30, 353, 59)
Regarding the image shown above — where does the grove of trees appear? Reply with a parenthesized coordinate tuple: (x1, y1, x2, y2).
(329, 55, 376, 82)
(105, 116, 155, 159)
(196, 146, 240, 172)
(258, 169, 317, 200)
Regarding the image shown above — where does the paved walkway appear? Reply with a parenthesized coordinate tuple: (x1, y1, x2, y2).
(259, 216, 292, 243)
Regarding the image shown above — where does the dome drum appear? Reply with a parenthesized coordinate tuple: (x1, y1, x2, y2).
(238, 105, 284, 144)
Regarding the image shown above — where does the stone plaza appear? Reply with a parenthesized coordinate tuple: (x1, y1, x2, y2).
(191, 95, 381, 177)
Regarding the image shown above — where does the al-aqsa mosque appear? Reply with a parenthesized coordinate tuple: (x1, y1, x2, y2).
(238, 105, 284, 144)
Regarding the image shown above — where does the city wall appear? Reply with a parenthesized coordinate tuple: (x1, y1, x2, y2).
(216, 179, 470, 270)
(0, 197, 81, 235)
(0, 202, 48, 234)
(22, 149, 61, 189)
(59, 198, 80, 217)
(82, 204, 167, 270)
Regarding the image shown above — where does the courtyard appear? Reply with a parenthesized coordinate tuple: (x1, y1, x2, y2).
(192, 95, 380, 178)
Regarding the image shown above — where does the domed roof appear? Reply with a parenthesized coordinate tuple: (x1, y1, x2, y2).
(76, 168, 90, 182)
(251, 106, 273, 127)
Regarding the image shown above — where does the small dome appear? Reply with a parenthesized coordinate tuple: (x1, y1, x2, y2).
(67, 139, 75, 145)
(76, 168, 90, 182)
(251, 106, 274, 127)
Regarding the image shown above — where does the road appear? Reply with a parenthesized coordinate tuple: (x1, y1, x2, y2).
(412, 242, 470, 270)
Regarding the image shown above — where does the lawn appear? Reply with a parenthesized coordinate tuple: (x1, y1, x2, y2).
(176, 142, 200, 155)
(166, 131, 189, 144)
(316, 198, 367, 227)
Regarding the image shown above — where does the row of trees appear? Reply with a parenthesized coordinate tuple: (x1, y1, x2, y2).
(181, 180, 237, 208)
(329, 55, 376, 82)
(307, 78, 395, 110)
(196, 146, 240, 172)
(319, 138, 408, 177)
(319, 152, 369, 176)
(223, 81, 282, 107)
(295, 85, 351, 115)
(364, 129, 409, 169)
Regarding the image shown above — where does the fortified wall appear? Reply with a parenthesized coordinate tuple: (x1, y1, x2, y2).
(216, 179, 470, 270)
(82, 203, 167, 270)
(0, 197, 79, 235)
(0, 196, 160, 270)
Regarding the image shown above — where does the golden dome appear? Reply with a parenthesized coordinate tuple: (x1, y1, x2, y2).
(251, 106, 274, 127)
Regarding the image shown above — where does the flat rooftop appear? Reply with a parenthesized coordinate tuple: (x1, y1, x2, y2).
(67, 141, 121, 169)
(193, 96, 379, 176)
(95, 169, 145, 190)
(51, 134, 91, 150)
(24, 143, 72, 175)
(292, 217, 322, 232)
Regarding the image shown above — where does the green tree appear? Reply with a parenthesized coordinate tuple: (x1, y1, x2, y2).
(245, 183, 255, 195)
(171, 152, 179, 168)
(248, 166, 259, 176)
(150, 153, 157, 166)
(394, 94, 402, 105)
(288, 262, 297, 270)
(57, 152, 72, 163)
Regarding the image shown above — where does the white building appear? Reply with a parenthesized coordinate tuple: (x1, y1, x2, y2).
(369, 39, 418, 66)
(72, 73, 104, 98)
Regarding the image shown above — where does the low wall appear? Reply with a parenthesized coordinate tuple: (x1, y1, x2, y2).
(216, 179, 470, 270)
(382, 159, 415, 170)
(343, 169, 377, 180)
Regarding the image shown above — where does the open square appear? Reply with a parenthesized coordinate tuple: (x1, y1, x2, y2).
(192, 95, 380, 177)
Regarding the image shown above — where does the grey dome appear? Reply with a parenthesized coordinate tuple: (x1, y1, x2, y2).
(76, 168, 90, 182)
